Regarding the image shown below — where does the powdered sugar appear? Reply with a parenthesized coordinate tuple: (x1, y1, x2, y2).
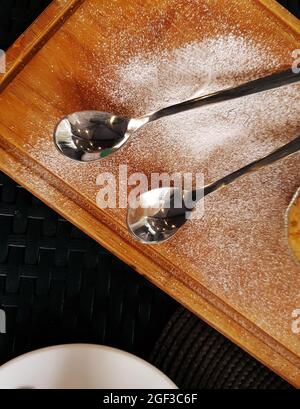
(103, 35, 299, 180)
(109, 35, 279, 111)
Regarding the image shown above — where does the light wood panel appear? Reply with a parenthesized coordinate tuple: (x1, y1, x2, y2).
(0, 0, 300, 386)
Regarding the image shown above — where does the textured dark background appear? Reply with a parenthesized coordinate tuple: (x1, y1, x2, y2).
(0, 0, 299, 389)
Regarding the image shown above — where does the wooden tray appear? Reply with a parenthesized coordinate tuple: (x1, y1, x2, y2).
(0, 0, 300, 386)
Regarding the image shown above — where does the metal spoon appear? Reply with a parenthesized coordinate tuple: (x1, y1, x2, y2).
(127, 135, 300, 244)
(54, 68, 299, 162)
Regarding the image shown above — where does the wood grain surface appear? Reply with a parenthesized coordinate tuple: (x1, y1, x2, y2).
(0, 0, 300, 386)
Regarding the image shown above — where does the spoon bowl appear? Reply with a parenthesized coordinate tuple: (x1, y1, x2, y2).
(54, 111, 131, 162)
(127, 187, 193, 243)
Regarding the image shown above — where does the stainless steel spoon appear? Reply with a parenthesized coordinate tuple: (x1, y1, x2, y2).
(54, 68, 299, 162)
(127, 135, 300, 244)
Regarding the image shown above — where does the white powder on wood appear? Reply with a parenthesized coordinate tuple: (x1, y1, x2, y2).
(102, 35, 299, 182)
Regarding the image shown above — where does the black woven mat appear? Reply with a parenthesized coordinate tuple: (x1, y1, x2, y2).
(151, 307, 292, 389)
(0, 172, 177, 363)
(0, 0, 298, 389)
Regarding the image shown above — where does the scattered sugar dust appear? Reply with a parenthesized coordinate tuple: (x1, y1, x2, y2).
(103, 35, 299, 181)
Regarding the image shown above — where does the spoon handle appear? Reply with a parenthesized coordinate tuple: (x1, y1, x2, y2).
(150, 68, 299, 121)
(198, 135, 300, 198)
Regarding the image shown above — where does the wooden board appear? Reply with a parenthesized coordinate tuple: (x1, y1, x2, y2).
(0, 0, 300, 386)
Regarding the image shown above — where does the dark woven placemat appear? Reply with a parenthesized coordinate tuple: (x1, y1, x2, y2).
(150, 307, 292, 389)
(0, 172, 177, 363)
